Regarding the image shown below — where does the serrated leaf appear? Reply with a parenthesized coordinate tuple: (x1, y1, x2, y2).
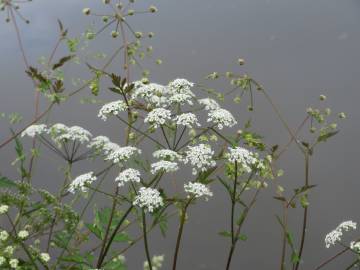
(52, 55, 75, 70)
(317, 131, 339, 143)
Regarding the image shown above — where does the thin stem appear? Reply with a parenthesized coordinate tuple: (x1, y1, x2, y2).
(142, 210, 153, 270)
(280, 203, 288, 270)
(294, 153, 310, 270)
(172, 199, 192, 270)
(96, 205, 133, 267)
(161, 125, 171, 148)
(231, 162, 238, 243)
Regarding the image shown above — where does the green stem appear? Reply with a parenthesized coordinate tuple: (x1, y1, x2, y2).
(142, 210, 153, 270)
(172, 200, 192, 270)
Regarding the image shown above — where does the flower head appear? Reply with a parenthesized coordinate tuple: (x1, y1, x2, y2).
(68, 172, 97, 194)
(0, 205, 9, 215)
(0, 230, 9, 241)
(184, 182, 213, 200)
(183, 144, 216, 175)
(151, 160, 179, 174)
(175, 113, 200, 128)
(133, 187, 164, 213)
(132, 82, 169, 107)
(198, 98, 220, 110)
(21, 124, 47, 137)
(104, 146, 141, 163)
(152, 149, 181, 161)
(98, 100, 128, 121)
(207, 108, 237, 129)
(226, 147, 263, 173)
(40, 253, 51, 263)
(17, 230, 29, 239)
(115, 168, 141, 187)
(144, 108, 172, 128)
(88, 136, 111, 150)
(325, 220, 357, 248)
(9, 259, 19, 269)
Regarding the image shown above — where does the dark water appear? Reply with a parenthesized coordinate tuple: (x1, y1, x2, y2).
(1, 0, 360, 269)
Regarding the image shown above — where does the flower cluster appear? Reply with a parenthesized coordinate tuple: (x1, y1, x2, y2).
(198, 98, 220, 111)
(68, 172, 97, 194)
(175, 113, 201, 128)
(98, 100, 128, 121)
(184, 182, 213, 200)
(151, 160, 179, 174)
(207, 108, 237, 130)
(144, 255, 164, 270)
(132, 83, 169, 107)
(87, 135, 111, 150)
(183, 144, 216, 175)
(104, 146, 142, 163)
(115, 168, 141, 187)
(0, 205, 9, 215)
(226, 147, 263, 173)
(153, 149, 181, 161)
(21, 124, 47, 137)
(325, 220, 357, 248)
(133, 187, 164, 213)
(144, 108, 172, 128)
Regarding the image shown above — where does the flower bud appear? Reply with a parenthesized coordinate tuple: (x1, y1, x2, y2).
(111, 31, 119, 38)
(319, 94, 326, 101)
(102, 16, 109, 23)
(156, 59, 162, 65)
(149, 5, 158, 13)
(148, 32, 154, 38)
(135, 31, 143, 38)
(127, 9, 135, 16)
(329, 123, 337, 129)
(338, 112, 346, 119)
(310, 127, 316, 133)
(102, 0, 110, 4)
(82, 8, 91, 15)
(238, 58, 245, 65)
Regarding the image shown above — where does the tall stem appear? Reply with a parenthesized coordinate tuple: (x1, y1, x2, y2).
(294, 153, 310, 270)
(172, 200, 191, 270)
(142, 210, 153, 270)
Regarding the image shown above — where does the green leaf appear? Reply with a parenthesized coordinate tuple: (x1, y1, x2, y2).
(218, 231, 232, 238)
(113, 232, 131, 243)
(85, 223, 102, 239)
(0, 176, 18, 188)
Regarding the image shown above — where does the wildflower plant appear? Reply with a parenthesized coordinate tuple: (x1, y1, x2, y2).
(0, 0, 354, 270)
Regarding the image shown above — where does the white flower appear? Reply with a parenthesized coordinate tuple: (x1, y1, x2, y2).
(55, 126, 92, 143)
(132, 82, 169, 107)
(104, 146, 141, 163)
(98, 100, 128, 121)
(17, 230, 29, 239)
(199, 98, 220, 110)
(9, 259, 19, 269)
(88, 135, 111, 149)
(351, 241, 360, 252)
(133, 187, 164, 213)
(168, 93, 193, 105)
(48, 123, 68, 136)
(115, 168, 141, 187)
(151, 160, 179, 174)
(68, 172, 97, 194)
(0, 256, 5, 266)
(40, 252, 51, 263)
(0, 204, 9, 214)
(207, 108, 237, 129)
(103, 142, 121, 154)
(4, 246, 14, 256)
(325, 220, 357, 248)
(21, 124, 47, 137)
(175, 113, 201, 128)
(183, 144, 216, 175)
(226, 147, 262, 173)
(152, 149, 181, 161)
(338, 221, 357, 231)
(144, 108, 172, 128)
(144, 255, 164, 270)
(184, 182, 213, 200)
(0, 230, 9, 241)
(168, 78, 194, 94)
